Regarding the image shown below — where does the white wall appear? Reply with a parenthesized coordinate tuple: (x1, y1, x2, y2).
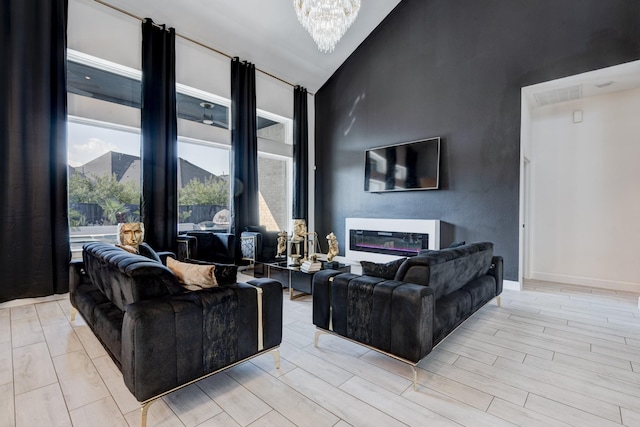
(529, 87, 640, 292)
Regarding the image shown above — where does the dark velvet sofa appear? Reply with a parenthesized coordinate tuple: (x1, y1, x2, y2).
(312, 242, 502, 388)
(69, 241, 282, 426)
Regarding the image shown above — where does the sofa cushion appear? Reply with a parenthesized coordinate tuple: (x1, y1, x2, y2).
(465, 275, 497, 310)
(360, 258, 406, 280)
(93, 302, 124, 365)
(433, 289, 473, 344)
(166, 257, 218, 290)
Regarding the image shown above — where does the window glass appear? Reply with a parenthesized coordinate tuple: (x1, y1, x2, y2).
(178, 137, 231, 232)
(67, 121, 141, 257)
(176, 85, 231, 233)
(67, 51, 141, 259)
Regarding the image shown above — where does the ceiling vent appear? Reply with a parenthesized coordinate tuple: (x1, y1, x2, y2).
(533, 84, 582, 106)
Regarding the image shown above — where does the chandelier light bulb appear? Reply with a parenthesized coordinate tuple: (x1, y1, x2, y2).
(294, 0, 361, 53)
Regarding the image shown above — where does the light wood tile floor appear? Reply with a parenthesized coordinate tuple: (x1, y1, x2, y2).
(1, 278, 639, 427)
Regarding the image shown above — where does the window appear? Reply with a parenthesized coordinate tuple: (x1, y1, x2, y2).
(177, 137, 231, 232)
(67, 49, 294, 257)
(176, 85, 232, 232)
(67, 51, 142, 258)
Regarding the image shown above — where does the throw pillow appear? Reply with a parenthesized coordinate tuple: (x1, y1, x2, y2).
(186, 259, 238, 285)
(360, 257, 407, 280)
(166, 257, 218, 291)
(448, 241, 466, 248)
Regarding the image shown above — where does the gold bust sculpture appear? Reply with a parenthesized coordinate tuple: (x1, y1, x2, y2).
(117, 222, 145, 253)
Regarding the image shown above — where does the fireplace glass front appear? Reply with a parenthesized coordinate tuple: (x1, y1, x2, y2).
(349, 229, 428, 257)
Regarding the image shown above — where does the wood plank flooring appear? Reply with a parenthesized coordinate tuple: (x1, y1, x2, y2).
(1, 278, 639, 427)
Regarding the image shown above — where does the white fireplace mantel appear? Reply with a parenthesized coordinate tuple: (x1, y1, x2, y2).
(344, 218, 441, 267)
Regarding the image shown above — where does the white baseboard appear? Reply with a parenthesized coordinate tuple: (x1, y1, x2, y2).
(0, 292, 68, 309)
(503, 280, 520, 291)
(532, 272, 640, 294)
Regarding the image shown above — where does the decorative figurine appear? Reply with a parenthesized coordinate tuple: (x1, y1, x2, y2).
(292, 219, 307, 242)
(326, 231, 339, 262)
(276, 230, 287, 258)
(290, 219, 307, 265)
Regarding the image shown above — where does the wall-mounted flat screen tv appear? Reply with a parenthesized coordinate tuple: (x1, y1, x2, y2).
(364, 137, 440, 192)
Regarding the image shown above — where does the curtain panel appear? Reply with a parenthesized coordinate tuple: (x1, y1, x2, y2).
(0, 0, 69, 303)
(292, 86, 309, 220)
(230, 57, 259, 261)
(141, 19, 178, 252)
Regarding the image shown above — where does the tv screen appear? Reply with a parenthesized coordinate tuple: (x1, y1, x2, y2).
(364, 137, 440, 192)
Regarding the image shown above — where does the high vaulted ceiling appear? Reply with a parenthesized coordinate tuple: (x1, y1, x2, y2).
(97, 0, 402, 93)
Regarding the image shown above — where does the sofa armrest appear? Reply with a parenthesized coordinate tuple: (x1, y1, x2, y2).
(157, 251, 175, 264)
(312, 270, 357, 330)
(390, 283, 435, 362)
(393, 257, 431, 286)
(489, 255, 504, 295)
(246, 278, 284, 351)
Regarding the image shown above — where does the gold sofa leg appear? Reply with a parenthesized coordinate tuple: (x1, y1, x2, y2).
(496, 296, 501, 307)
(139, 399, 157, 427)
(314, 330, 328, 347)
(70, 307, 77, 322)
(271, 349, 280, 369)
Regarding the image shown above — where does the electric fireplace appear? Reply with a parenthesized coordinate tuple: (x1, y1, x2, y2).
(345, 218, 441, 265)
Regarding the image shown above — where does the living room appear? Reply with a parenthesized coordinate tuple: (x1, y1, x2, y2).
(2, 0, 640, 426)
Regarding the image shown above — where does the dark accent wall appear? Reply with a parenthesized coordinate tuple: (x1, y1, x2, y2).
(314, 0, 640, 281)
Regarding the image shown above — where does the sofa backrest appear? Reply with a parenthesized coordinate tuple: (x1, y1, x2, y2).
(83, 242, 184, 311)
(394, 242, 494, 300)
(184, 231, 235, 264)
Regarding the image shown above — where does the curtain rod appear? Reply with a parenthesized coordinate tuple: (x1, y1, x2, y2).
(93, 0, 308, 92)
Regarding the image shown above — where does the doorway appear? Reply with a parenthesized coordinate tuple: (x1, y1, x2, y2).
(519, 60, 640, 292)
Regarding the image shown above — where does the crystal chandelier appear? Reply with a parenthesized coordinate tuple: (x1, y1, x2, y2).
(293, 0, 361, 53)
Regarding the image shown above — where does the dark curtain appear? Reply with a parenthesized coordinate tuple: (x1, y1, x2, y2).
(0, 0, 69, 303)
(141, 19, 178, 252)
(292, 86, 309, 220)
(230, 57, 259, 261)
